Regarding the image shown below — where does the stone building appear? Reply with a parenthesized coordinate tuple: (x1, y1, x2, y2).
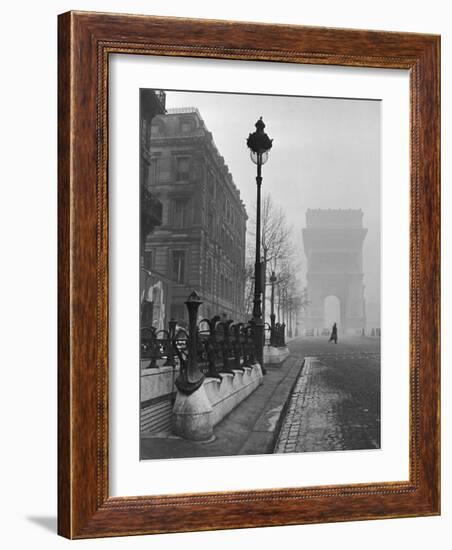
(141, 106, 247, 327)
(140, 89, 166, 245)
(302, 209, 368, 334)
(140, 90, 166, 328)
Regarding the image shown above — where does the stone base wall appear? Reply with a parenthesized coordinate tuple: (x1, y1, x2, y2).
(172, 363, 263, 440)
(204, 364, 263, 426)
(141, 364, 179, 434)
(141, 364, 179, 401)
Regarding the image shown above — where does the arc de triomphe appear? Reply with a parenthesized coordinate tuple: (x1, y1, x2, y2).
(302, 209, 367, 334)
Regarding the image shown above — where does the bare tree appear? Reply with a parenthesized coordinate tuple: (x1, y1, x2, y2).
(272, 253, 310, 337)
(243, 259, 255, 319)
(248, 194, 295, 321)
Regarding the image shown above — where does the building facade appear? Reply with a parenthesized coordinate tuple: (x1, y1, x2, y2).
(302, 209, 368, 334)
(140, 89, 166, 245)
(140, 90, 167, 329)
(141, 106, 247, 328)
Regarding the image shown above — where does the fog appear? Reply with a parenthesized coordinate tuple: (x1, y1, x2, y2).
(163, 90, 380, 311)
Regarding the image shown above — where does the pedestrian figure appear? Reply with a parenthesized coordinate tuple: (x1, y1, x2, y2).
(329, 322, 338, 344)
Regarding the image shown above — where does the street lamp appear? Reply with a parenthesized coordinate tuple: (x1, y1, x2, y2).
(247, 117, 273, 370)
(270, 270, 277, 346)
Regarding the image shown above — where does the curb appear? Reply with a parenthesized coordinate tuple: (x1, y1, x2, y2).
(270, 358, 306, 453)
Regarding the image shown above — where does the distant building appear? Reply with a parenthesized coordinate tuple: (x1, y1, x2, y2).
(141, 106, 247, 327)
(302, 209, 368, 334)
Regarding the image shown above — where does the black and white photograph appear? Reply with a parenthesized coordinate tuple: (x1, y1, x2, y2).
(0, 0, 445, 544)
(139, 88, 381, 460)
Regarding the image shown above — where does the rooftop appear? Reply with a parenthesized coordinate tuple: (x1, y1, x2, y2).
(154, 107, 246, 211)
(166, 106, 201, 116)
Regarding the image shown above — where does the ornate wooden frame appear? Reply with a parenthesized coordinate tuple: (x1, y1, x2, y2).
(58, 11, 440, 539)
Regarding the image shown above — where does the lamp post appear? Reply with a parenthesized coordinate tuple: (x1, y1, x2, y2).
(270, 271, 277, 346)
(247, 117, 273, 370)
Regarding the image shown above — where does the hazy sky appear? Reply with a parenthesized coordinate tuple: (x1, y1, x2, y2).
(163, 90, 380, 304)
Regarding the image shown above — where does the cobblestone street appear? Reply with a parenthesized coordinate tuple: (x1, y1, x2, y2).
(275, 335, 380, 453)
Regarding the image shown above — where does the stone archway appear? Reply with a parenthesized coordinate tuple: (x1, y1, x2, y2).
(303, 209, 367, 335)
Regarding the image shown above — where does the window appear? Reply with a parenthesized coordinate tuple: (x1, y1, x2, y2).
(149, 157, 159, 185)
(172, 251, 185, 284)
(151, 119, 164, 136)
(180, 118, 193, 133)
(143, 250, 153, 270)
(176, 156, 190, 181)
(172, 199, 188, 228)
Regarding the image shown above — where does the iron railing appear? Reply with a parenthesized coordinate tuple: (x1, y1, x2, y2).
(141, 316, 259, 376)
(265, 321, 286, 347)
(141, 292, 286, 394)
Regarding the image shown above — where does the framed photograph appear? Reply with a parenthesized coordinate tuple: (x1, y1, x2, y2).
(58, 11, 440, 538)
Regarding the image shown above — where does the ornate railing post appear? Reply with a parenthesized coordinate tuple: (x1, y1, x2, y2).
(270, 314, 276, 346)
(239, 325, 248, 367)
(269, 270, 277, 347)
(232, 323, 244, 371)
(253, 320, 265, 371)
(273, 323, 278, 347)
(247, 320, 264, 372)
(219, 319, 234, 374)
(175, 292, 205, 394)
(207, 315, 221, 378)
(163, 318, 177, 366)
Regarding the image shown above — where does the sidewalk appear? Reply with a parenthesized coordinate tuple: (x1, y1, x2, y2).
(140, 355, 304, 460)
